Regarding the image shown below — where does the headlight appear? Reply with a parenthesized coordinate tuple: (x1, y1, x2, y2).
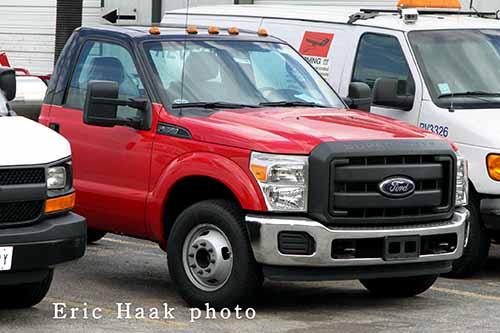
(487, 154, 500, 181)
(456, 151, 469, 207)
(250, 152, 308, 212)
(47, 166, 67, 190)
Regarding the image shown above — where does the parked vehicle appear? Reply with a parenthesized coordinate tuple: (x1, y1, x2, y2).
(0, 67, 86, 308)
(40, 25, 468, 308)
(164, 0, 500, 277)
(0, 52, 48, 121)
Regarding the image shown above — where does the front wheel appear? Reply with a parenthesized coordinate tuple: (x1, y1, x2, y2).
(360, 275, 438, 298)
(167, 200, 263, 309)
(0, 269, 54, 308)
(444, 194, 490, 278)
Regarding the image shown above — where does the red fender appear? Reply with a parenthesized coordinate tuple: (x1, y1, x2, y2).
(146, 151, 267, 243)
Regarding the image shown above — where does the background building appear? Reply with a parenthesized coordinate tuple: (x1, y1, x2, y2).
(1, 0, 499, 74)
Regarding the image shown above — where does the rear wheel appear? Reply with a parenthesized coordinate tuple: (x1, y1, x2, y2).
(87, 229, 107, 244)
(167, 200, 263, 309)
(444, 193, 490, 278)
(0, 269, 54, 308)
(360, 275, 438, 297)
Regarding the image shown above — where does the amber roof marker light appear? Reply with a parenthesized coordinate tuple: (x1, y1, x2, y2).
(397, 0, 462, 9)
(186, 25, 198, 34)
(257, 28, 269, 37)
(228, 27, 240, 35)
(149, 26, 161, 35)
(208, 26, 220, 34)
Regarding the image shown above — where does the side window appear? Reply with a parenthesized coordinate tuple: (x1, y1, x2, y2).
(352, 33, 415, 108)
(65, 40, 146, 119)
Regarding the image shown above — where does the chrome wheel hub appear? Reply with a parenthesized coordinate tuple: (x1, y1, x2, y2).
(182, 224, 233, 292)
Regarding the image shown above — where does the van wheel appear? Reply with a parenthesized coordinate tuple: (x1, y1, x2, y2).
(0, 269, 54, 308)
(444, 194, 490, 278)
(360, 275, 438, 297)
(167, 200, 263, 309)
(87, 229, 107, 244)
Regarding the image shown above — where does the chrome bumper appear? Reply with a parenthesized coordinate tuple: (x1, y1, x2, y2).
(245, 208, 468, 267)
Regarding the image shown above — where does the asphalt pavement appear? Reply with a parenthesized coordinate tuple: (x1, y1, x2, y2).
(2, 234, 500, 332)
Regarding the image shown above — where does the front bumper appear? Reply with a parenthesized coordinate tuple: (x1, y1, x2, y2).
(0, 212, 86, 285)
(246, 208, 468, 278)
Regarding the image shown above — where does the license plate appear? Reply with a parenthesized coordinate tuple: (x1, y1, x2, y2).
(0, 247, 13, 271)
(384, 236, 420, 261)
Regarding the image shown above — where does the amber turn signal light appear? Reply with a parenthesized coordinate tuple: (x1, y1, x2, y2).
(45, 193, 76, 214)
(487, 154, 500, 181)
(250, 165, 267, 182)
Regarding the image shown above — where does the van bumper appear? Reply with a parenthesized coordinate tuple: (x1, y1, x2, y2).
(246, 208, 468, 280)
(0, 213, 86, 285)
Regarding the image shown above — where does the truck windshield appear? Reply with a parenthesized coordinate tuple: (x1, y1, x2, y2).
(144, 41, 344, 110)
(409, 29, 500, 109)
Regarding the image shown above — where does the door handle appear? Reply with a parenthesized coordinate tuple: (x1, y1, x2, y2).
(49, 122, 60, 133)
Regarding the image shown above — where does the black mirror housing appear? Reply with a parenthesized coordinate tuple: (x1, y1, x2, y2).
(0, 67, 16, 101)
(372, 78, 414, 111)
(345, 82, 372, 112)
(84, 80, 120, 127)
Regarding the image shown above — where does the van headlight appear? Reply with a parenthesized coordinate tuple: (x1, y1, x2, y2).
(250, 152, 308, 212)
(456, 151, 469, 207)
(47, 166, 67, 190)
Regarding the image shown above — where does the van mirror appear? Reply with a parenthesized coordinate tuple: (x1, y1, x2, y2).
(84, 80, 148, 129)
(0, 67, 16, 101)
(344, 82, 372, 112)
(372, 78, 414, 111)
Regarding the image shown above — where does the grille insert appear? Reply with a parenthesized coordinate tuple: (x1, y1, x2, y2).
(0, 168, 45, 186)
(0, 201, 44, 224)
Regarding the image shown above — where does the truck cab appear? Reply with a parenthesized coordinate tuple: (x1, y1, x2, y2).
(41, 25, 468, 308)
(165, 1, 500, 277)
(0, 67, 86, 308)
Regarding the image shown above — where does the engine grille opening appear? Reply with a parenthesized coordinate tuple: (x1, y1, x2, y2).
(0, 201, 44, 225)
(0, 168, 45, 186)
(329, 154, 454, 225)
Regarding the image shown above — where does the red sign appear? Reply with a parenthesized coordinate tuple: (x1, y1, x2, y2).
(299, 31, 334, 57)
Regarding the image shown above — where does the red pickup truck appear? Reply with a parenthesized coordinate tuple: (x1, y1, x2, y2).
(40, 25, 468, 308)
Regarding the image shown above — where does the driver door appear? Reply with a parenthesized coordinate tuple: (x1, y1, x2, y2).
(48, 39, 153, 237)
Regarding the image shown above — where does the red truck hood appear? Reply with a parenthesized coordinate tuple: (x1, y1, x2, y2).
(179, 108, 440, 154)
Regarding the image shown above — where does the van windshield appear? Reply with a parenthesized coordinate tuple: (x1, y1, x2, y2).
(144, 41, 344, 110)
(0, 91, 9, 116)
(409, 29, 500, 109)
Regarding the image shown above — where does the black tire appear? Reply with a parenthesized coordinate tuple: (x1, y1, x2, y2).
(444, 193, 490, 278)
(87, 229, 107, 244)
(167, 200, 263, 309)
(0, 269, 54, 308)
(360, 275, 438, 298)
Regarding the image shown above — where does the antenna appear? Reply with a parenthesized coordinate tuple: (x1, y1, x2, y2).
(179, 0, 191, 114)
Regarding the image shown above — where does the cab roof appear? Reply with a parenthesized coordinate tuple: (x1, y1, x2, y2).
(77, 24, 283, 43)
(164, 5, 500, 32)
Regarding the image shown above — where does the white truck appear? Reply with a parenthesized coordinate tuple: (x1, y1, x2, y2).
(0, 67, 86, 308)
(164, 0, 500, 277)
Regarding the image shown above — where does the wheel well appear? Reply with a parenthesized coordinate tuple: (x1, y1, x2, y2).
(163, 176, 240, 240)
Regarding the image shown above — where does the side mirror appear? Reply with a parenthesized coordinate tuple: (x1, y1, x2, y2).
(84, 80, 148, 129)
(0, 67, 16, 101)
(372, 78, 414, 111)
(343, 82, 372, 112)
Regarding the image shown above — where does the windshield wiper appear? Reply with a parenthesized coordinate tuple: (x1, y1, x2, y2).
(438, 91, 500, 99)
(172, 102, 259, 109)
(259, 100, 328, 108)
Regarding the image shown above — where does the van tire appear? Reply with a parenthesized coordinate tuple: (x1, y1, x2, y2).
(444, 194, 490, 278)
(360, 275, 438, 297)
(167, 200, 263, 309)
(87, 229, 107, 244)
(0, 269, 53, 308)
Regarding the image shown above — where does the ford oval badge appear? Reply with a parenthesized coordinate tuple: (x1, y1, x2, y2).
(379, 177, 416, 198)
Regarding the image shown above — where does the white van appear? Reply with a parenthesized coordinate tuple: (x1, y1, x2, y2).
(0, 67, 86, 308)
(163, 2, 500, 277)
